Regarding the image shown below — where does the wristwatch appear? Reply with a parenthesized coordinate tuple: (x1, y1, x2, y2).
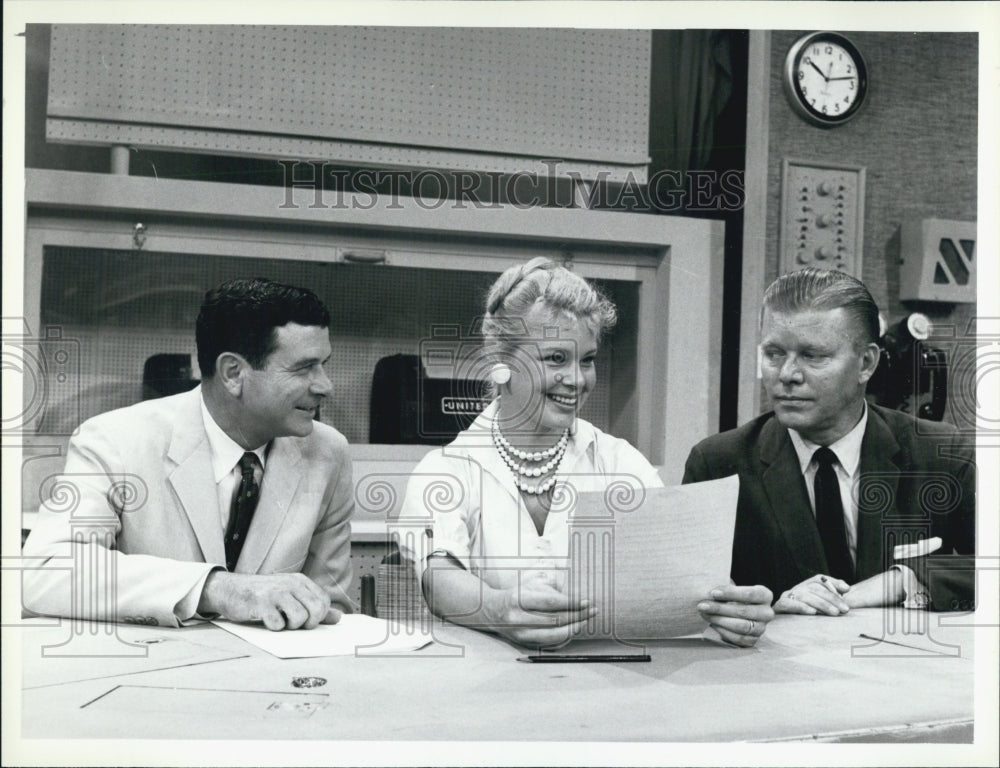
(891, 564, 930, 609)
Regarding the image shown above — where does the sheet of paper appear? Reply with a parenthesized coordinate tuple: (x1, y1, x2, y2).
(566, 474, 739, 641)
(212, 614, 433, 659)
(22, 625, 246, 690)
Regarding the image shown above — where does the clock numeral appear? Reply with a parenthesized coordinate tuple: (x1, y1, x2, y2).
(787, 33, 865, 124)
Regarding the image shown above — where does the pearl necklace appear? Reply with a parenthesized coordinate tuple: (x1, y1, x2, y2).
(494, 424, 568, 462)
(491, 413, 569, 495)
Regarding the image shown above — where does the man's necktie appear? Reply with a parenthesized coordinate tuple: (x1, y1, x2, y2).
(812, 446, 854, 582)
(225, 452, 262, 572)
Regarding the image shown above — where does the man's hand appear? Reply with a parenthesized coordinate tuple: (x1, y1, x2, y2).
(697, 584, 774, 647)
(484, 581, 597, 649)
(842, 568, 906, 609)
(774, 574, 851, 616)
(198, 572, 341, 630)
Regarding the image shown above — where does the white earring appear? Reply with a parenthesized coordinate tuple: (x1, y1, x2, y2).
(490, 364, 511, 385)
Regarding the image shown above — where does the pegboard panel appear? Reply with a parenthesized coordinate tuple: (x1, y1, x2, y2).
(48, 26, 651, 180)
(348, 541, 387, 609)
(56, 328, 191, 432)
(32, 326, 194, 435)
(45, 119, 638, 182)
(38, 248, 625, 443)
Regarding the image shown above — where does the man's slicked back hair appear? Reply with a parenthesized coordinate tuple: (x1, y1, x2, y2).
(761, 267, 880, 347)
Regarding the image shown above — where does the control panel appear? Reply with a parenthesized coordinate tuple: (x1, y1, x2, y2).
(779, 159, 866, 277)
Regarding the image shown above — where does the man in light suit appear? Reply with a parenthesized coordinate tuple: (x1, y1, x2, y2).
(684, 268, 975, 615)
(23, 278, 354, 630)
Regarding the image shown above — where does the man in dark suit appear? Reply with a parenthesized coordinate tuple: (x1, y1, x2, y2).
(684, 268, 975, 615)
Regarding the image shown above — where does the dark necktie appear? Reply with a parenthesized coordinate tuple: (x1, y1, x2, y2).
(812, 446, 854, 582)
(225, 452, 262, 572)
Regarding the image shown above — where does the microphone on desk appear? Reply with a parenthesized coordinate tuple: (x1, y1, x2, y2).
(360, 574, 377, 617)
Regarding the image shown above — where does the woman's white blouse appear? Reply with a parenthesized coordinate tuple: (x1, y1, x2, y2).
(395, 400, 664, 592)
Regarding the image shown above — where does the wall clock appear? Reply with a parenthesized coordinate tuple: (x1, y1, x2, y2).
(784, 32, 868, 127)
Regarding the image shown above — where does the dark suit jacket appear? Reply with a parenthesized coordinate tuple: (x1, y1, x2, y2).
(683, 405, 975, 611)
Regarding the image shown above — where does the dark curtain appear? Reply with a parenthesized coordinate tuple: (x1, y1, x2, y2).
(652, 29, 734, 178)
(650, 30, 747, 432)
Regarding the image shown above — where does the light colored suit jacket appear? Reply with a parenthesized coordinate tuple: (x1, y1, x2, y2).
(22, 387, 355, 627)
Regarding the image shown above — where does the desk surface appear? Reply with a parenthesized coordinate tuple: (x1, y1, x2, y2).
(17, 608, 974, 743)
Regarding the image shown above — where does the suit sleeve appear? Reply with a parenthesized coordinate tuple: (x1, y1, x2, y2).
(915, 435, 976, 611)
(682, 444, 711, 485)
(301, 437, 356, 613)
(21, 419, 217, 628)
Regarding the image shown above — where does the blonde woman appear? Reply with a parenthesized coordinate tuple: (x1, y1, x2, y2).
(398, 258, 773, 648)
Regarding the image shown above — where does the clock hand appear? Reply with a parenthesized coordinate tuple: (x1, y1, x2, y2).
(808, 60, 828, 81)
(828, 76, 856, 81)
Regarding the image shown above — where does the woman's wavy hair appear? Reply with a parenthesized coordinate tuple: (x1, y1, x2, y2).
(482, 258, 617, 370)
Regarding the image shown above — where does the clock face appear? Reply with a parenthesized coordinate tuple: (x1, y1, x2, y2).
(785, 33, 868, 127)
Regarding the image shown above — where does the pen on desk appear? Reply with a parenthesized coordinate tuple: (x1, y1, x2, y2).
(517, 654, 652, 663)
(857, 633, 950, 656)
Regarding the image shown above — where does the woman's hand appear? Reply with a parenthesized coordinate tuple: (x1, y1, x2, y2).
(423, 561, 596, 649)
(773, 574, 851, 616)
(697, 584, 774, 647)
(486, 581, 597, 649)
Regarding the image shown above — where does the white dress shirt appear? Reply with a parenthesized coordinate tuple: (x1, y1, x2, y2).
(200, 396, 267, 532)
(174, 397, 268, 621)
(787, 403, 868, 566)
(397, 400, 664, 593)
(785, 402, 924, 605)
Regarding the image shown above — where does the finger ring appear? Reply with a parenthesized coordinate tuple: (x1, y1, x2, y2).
(747, 619, 756, 634)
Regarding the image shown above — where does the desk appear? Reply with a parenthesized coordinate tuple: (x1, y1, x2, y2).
(18, 608, 973, 742)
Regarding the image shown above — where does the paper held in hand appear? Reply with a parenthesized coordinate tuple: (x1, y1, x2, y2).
(213, 614, 433, 658)
(566, 474, 739, 641)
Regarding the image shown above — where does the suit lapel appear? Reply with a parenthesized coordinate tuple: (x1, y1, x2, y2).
(855, 408, 902, 580)
(167, 388, 226, 566)
(758, 418, 828, 576)
(238, 436, 303, 573)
